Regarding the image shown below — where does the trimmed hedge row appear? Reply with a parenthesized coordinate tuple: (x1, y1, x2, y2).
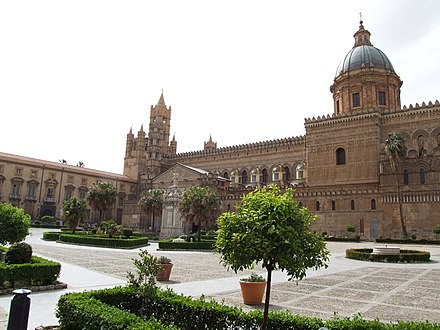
(376, 238, 440, 245)
(158, 241, 215, 250)
(324, 236, 361, 242)
(57, 292, 178, 329)
(56, 286, 440, 330)
(346, 248, 431, 263)
(58, 234, 149, 248)
(0, 255, 61, 288)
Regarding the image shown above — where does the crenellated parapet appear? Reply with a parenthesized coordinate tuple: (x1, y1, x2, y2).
(305, 100, 440, 128)
(165, 135, 306, 159)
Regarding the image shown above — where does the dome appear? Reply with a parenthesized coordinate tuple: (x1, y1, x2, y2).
(335, 20, 395, 77)
(336, 45, 395, 76)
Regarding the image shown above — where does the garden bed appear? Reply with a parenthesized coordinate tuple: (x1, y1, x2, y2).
(346, 248, 431, 263)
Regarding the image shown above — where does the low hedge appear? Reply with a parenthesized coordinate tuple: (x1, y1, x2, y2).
(346, 248, 431, 263)
(56, 292, 178, 329)
(0, 255, 61, 288)
(376, 238, 440, 245)
(56, 286, 440, 329)
(59, 234, 149, 248)
(158, 240, 215, 250)
(324, 236, 361, 242)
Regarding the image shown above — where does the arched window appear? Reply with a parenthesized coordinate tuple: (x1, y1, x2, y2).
(351, 199, 355, 210)
(371, 199, 376, 210)
(283, 167, 290, 181)
(262, 169, 268, 183)
(331, 200, 336, 211)
(222, 172, 229, 179)
(316, 201, 320, 211)
(298, 201, 303, 207)
(336, 148, 346, 165)
(241, 170, 248, 184)
(403, 169, 409, 185)
(420, 168, 426, 185)
(296, 163, 305, 179)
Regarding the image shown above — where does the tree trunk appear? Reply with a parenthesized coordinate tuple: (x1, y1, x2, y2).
(260, 266, 272, 330)
(197, 220, 202, 242)
(151, 210, 155, 232)
(394, 171, 407, 238)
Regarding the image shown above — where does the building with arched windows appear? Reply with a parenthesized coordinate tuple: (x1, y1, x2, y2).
(1, 21, 439, 239)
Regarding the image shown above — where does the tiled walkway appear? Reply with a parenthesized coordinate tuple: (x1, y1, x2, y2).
(1, 228, 440, 329)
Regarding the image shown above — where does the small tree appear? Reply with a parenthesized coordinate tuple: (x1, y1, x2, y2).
(346, 224, 356, 237)
(179, 186, 221, 241)
(138, 189, 164, 232)
(98, 219, 122, 238)
(87, 181, 117, 223)
(216, 186, 329, 330)
(126, 249, 162, 289)
(63, 197, 88, 234)
(0, 203, 30, 245)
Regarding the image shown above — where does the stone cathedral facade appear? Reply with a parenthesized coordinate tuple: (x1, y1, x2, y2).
(1, 21, 439, 240)
(122, 21, 440, 240)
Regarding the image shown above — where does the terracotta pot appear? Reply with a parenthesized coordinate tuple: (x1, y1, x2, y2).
(239, 280, 266, 305)
(156, 263, 173, 281)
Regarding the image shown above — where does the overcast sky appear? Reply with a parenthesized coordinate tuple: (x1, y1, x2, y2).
(1, 0, 439, 174)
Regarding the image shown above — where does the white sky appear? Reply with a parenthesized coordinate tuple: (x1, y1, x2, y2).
(1, 0, 439, 174)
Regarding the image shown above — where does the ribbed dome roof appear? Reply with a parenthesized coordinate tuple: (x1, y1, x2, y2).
(336, 45, 394, 76)
(335, 20, 395, 77)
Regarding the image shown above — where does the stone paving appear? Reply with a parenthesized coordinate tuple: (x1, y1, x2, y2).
(1, 228, 440, 328)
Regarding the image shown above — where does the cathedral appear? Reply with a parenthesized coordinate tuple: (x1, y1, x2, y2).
(1, 21, 439, 240)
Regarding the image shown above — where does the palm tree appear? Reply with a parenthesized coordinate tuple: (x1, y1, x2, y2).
(138, 189, 164, 232)
(63, 197, 88, 233)
(385, 131, 408, 238)
(87, 181, 117, 224)
(179, 186, 221, 241)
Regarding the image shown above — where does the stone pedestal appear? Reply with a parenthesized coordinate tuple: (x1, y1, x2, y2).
(160, 184, 183, 240)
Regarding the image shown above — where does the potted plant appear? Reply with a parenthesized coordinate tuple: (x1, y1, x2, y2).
(156, 256, 173, 281)
(239, 272, 266, 305)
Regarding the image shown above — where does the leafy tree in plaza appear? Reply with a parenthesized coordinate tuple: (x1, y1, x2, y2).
(87, 181, 117, 223)
(179, 186, 221, 241)
(138, 189, 164, 231)
(62, 197, 88, 234)
(0, 203, 31, 245)
(216, 185, 329, 330)
(385, 131, 408, 238)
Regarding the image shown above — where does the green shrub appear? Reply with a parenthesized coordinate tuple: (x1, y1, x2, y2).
(58, 234, 149, 248)
(158, 240, 215, 250)
(56, 292, 178, 329)
(41, 215, 55, 223)
(0, 203, 31, 245)
(376, 238, 440, 245)
(43, 232, 62, 241)
(122, 228, 133, 238)
(5, 242, 33, 264)
(0, 255, 61, 288)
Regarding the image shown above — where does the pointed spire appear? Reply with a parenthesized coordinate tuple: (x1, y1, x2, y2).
(353, 15, 372, 47)
(208, 134, 213, 142)
(129, 126, 133, 135)
(157, 90, 165, 106)
(139, 124, 144, 132)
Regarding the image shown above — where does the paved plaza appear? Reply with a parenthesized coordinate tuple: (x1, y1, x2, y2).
(1, 228, 440, 329)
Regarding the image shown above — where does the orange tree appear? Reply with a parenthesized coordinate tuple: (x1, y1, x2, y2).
(216, 186, 329, 330)
(0, 203, 30, 245)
